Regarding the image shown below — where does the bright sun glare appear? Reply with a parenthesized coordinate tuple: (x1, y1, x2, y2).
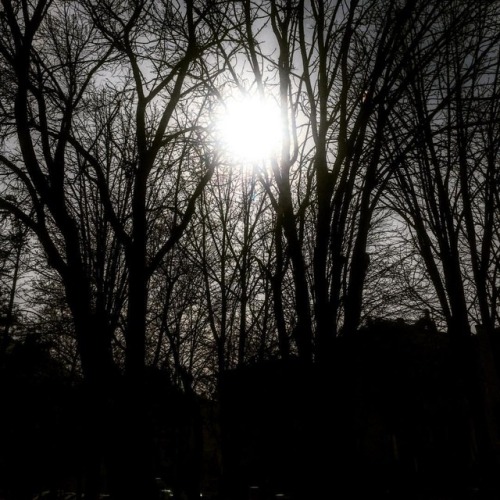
(216, 95, 282, 164)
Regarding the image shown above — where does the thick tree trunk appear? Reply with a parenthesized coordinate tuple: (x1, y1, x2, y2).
(280, 200, 313, 362)
(341, 185, 373, 337)
(313, 174, 335, 361)
(110, 170, 155, 500)
(342, 104, 385, 338)
(72, 313, 116, 500)
(272, 215, 290, 359)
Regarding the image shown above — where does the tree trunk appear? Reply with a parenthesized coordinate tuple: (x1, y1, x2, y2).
(279, 195, 313, 362)
(272, 215, 290, 359)
(109, 169, 156, 500)
(71, 313, 116, 500)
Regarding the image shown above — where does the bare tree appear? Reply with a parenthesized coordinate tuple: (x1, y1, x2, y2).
(385, 0, 500, 339)
(215, 0, 469, 363)
(0, 1, 225, 497)
(383, 0, 500, 480)
(184, 166, 279, 375)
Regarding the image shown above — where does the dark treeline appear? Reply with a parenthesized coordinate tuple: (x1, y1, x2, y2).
(0, 1, 499, 499)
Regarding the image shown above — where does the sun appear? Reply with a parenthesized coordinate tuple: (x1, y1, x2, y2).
(215, 95, 283, 164)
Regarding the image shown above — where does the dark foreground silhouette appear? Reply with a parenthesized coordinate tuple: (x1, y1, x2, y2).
(1, 319, 499, 500)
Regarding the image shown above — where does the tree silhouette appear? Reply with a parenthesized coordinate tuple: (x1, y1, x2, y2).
(0, 1, 223, 497)
(0, 0, 500, 498)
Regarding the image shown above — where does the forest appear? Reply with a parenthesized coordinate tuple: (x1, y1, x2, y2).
(0, 0, 500, 499)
